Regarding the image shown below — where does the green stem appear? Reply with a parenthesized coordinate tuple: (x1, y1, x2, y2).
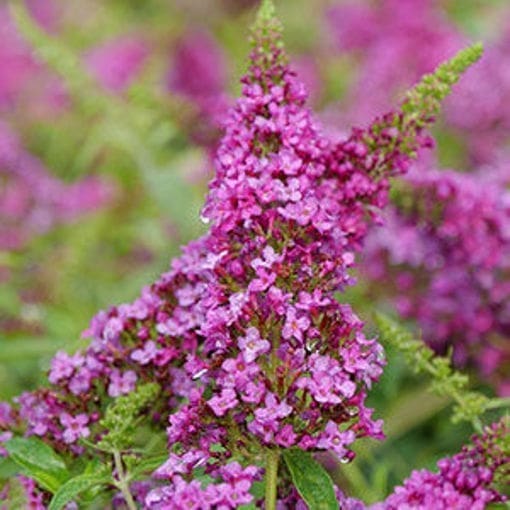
(113, 449, 137, 510)
(264, 449, 280, 510)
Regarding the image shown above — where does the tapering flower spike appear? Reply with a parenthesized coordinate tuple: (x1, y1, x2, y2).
(1, 2, 483, 508)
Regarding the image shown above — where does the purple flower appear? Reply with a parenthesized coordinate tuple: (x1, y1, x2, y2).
(59, 412, 90, 444)
(108, 370, 137, 398)
(251, 245, 281, 270)
(102, 316, 124, 343)
(248, 267, 277, 292)
(48, 351, 82, 384)
(154, 450, 208, 479)
(282, 307, 310, 343)
(316, 421, 356, 458)
(67, 367, 92, 395)
(278, 196, 319, 226)
(131, 340, 158, 365)
(207, 389, 239, 417)
(238, 327, 271, 362)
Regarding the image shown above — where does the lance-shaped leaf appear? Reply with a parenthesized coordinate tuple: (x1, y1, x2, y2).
(49, 473, 111, 510)
(283, 449, 338, 510)
(5, 437, 69, 493)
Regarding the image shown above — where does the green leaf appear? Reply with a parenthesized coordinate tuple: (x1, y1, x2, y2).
(5, 437, 69, 493)
(0, 456, 19, 479)
(49, 473, 110, 510)
(283, 449, 338, 510)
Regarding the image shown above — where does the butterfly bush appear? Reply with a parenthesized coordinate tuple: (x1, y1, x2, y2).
(362, 164, 510, 395)
(0, 1, 493, 509)
(345, 417, 509, 510)
(328, 0, 510, 395)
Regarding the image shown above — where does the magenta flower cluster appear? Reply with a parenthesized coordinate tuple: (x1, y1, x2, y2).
(323, 0, 510, 398)
(365, 419, 509, 509)
(2, 3, 503, 509)
(0, 6, 437, 506)
(363, 165, 510, 395)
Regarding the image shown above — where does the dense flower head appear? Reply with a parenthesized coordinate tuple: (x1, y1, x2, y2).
(143, 3, 480, 500)
(369, 418, 510, 509)
(362, 164, 510, 394)
(0, 2, 484, 506)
